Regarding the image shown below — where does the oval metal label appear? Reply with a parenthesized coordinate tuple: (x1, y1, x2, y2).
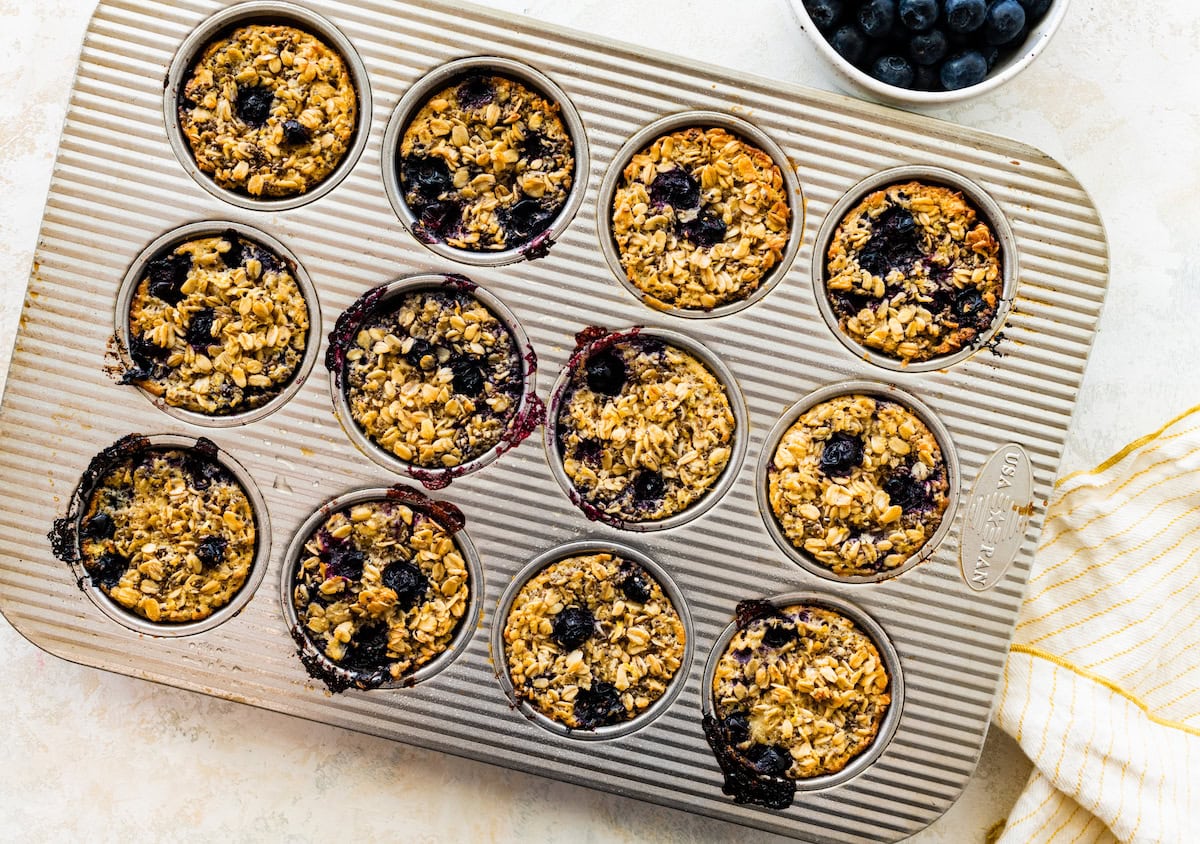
(960, 444, 1034, 591)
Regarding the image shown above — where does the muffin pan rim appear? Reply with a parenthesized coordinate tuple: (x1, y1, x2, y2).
(113, 219, 323, 428)
(60, 432, 273, 639)
(279, 485, 485, 690)
(490, 538, 696, 742)
(162, 0, 374, 212)
(699, 590, 906, 793)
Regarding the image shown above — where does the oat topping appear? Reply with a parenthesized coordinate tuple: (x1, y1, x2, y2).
(127, 232, 309, 415)
(503, 552, 686, 729)
(710, 603, 891, 781)
(611, 127, 791, 310)
(825, 181, 1002, 361)
(78, 447, 256, 624)
(343, 289, 523, 469)
(556, 336, 736, 523)
(398, 74, 574, 250)
(179, 24, 357, 198)
(768, 394, 949, 578)
(291, 499, 471, 690)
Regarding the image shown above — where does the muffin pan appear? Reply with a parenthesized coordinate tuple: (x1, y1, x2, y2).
(0, 1, 1108, 842)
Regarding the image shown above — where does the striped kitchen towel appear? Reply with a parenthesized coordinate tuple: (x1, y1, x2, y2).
(991, 405, 1200, 844)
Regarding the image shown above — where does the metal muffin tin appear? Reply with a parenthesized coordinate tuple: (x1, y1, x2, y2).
(491, 539, 695, 742)
(0, 1, 1109, 842)
(114, 220, 323, 427)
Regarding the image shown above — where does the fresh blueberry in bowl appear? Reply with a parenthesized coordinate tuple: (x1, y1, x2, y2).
(910, 29, 949, 65)
(899, 0, 938, 31)
(940, 50, 989, 89)
(858, 0, 897, 38)
(831, 25, 869, 63)
(803, 0, 844, 31)
(985, 0, 1026, 44)
(945, 0, 987, 32)
(871, 55, 915, 88)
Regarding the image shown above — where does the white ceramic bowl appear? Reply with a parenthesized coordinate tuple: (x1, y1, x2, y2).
(788, 0, 1071, 107)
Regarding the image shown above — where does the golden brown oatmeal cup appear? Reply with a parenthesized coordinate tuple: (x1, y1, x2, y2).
(501, 551, 687, 730)
(177, 22, 357, 198)
(610, 126, 790, 311)
(824, 180, 1002, 362)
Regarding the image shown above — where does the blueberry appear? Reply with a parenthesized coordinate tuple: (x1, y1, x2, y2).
(898, 0, 937, 31)
(235, 85, 274, 127)
(456, 75, 494, 110)
(883, 472, 929, 511)
(186, 308, 216, 351)
(343, 622, 391, 670)
(820, 432, 864, 477)
(945, 0, 987, 32)
(632, 470, 666, 506)
(91, 551, 128, 589)
(913, 64, 942, 90)
(401, 155, 453, 202)
(414, 200, 463, 243)
(183, 453, 223, 491)
(573, 681, 624, 729)
(870, 54, 915, 88)
(983, 44, 1002, 70)
(505, 198, 553, 243)
(1016, 0, 1052, 20)
(520, 132, 551, 162)
(802, 0, 843, 31)
(679, 211, 727, 248)
(128, 334, 166, 372)
(858, 205, 922, 279)
(762, 622, 796, 648)
(81, 512, 115, 541)
(619, 563, 653, 604)
(448, 357, 485, 397)
(857, 0, 897, 38)
(747, 744, 793, 776)
(195, 536, 227, 568)
(282, 119, 311, 145)
(147, 252, 192, 306)
(648, 167, 701, 210)
(551, 605, 596, 651)
(221, 230, 244, 267)
(910, 28, 948, 65)
(940, 50, 989, 89)
(405, 337, 437, 370)
(326, 545, 365, 582)
(724, 711, 751, 745)
(584, 350, 626, 396)
(381, 560, 428, 609)
(575, 438, 603, 466)
(954, 287, 990, 328)
(985, 0, 1026, 44)
(830, 25, 869, 65)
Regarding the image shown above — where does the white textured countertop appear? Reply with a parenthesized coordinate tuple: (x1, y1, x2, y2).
(1, 1, 1196, 841)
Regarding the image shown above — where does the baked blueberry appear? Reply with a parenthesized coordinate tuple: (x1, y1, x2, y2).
(455, 75, 494, 110)
(649, 167, 701, 210)
(985, 0, 1026, 44)
(940, 49, 989, 89)
(856, 205, 922, 279)
(724, 711, 752, 744)
(584, 350, 626, 396)
(185, 308, 217, 351)
(619, 564, 653, 604)
(679, 211, 727, 248)
(415, 200, 464, 242)
(820, 432, 864, 477)
(955, 287, 989, 328)
(405, 337, 437, 370)
(858, 0, 897, 38)
(195, 536, 228, 569)
(221, 229, 244, 267)
(282, 119, 311, 145)
(883, 472, 929, 511)
(235, 85, 274, 127)
(401, 155, 453, 202)
(632, 470, 667, 506)
(449, 357, 485, 397)
(748, 744, 794, 776)
(573, 681, 624, 729)
(898, 0, 938, 31)
(552, 605, 596, 650)
(81, 512, 114, 541)
(505, 198, 554, 244)
(326, 545, 365, 581)
(945, 0, 987, 32)
(343, 622, 391, 671)
(91, 551, 129, 590)
(381, 560, 429, 609)
(147, 253, 192, 306)
(762, 621, 797, 648)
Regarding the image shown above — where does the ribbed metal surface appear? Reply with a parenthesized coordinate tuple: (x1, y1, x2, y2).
(0, 1, 1107, 841)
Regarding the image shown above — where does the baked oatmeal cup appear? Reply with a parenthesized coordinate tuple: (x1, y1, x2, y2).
(703, 598, 896, 809)
(177, 20, 358, 199)
(500, 549, 688, 733)
(61, 435, 259, 627)
(765, 391, 952, 579)
(609, 123, 791, 311)
(823, 178, 1004, 363)
(551, 329, 742, 527)
(328, 279, 538, 480)
(123, 228, 311, 417)
(394, 68, 576, 252)
(288, 491, 477, 693)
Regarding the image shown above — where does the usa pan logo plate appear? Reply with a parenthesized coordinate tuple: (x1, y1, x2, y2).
(961, 444, 1034, 591)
